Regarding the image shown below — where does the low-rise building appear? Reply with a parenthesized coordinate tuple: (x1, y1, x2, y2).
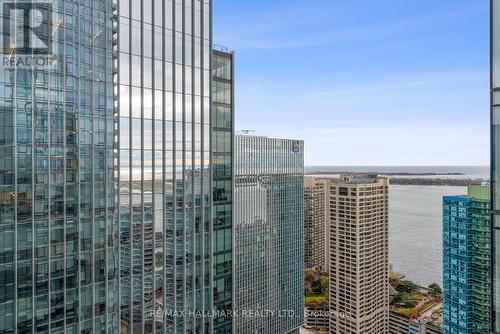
(389, 276, 442, 334)
(390, 312, 442, 334)
(304, 304, 330, 333)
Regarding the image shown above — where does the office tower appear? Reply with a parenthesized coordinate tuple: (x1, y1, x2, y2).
(327, 176, 390, 334)
(116, 0, 217, 332)
(493, 1, 500, 333)
(0, 1, 118, 333)
(234, 135, 305, 334)
(117, 1, 238, 333)
(211, 48, 234, 333)
(0, 0, 233, 333)
(304, 177, 326, 271)
(442, 186, 491, 334)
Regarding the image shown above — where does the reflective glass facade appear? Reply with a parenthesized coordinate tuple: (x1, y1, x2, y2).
(443, 187, 491, 334)
(234, 135, 305, 334)
(211, 50, 233, 334)
(0, 0, 118, 333)
(494, 0, 500, 332)
(1, 0, 233, 333)
(116, 0, 215, 333)
(469, 186, 491, 334)
(443, 196, 473, 334)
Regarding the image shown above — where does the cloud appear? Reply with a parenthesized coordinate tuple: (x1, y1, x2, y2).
(234, 69, 489, 165)
(215, 0, 489, 165)
(214, 1, 487, 50)
(246, 121, 489, 166)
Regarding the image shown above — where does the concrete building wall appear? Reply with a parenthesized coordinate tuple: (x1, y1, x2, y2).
(304, 304, 330, 333)
(327, 176, 390, 334)
(304, 177, 327, 271)
(389, 312, 410, 334)
(389, 312, 443, 334)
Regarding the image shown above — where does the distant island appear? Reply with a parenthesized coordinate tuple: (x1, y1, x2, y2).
(306, 171, 466, 177)
(389, 178, 486, 186)
(305, 171, 488, 186)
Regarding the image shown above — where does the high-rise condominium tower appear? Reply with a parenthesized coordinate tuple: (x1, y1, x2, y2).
(304, 177, 326, 271)
(234, 135, 305, 334)
(493, 1, 500, 333)
(0, 1, 117, 333)
(443, 186, 491, 334)
(327, 176, 389, 334)
(0, 0, 234, 333)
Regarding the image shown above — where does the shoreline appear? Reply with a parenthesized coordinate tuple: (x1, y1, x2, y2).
(305, 173, 488, 187)
(306, 171, 467, 177)
(389, 178, 486, 187)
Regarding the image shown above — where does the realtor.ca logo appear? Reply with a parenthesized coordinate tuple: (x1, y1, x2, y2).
(1, 1, 57, 68)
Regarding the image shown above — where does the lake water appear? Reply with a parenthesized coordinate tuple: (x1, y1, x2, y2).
(306, 166, 489, 287)
(389, 185, 466, 286)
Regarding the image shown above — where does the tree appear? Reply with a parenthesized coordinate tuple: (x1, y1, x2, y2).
(311, 278, 323, 294)
(393, 292, 408, 304)
(428, 283, 442, 299)
(389, 272, 401, 287)
(397, 280, 419, 294)
(403, 299, 417, 308)
(305, 270, 315, 283)
(320, 276, 329, 292)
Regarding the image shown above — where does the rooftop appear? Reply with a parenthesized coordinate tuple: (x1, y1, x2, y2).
(235, 132, 303, 142)
(212, 44, 233, 53)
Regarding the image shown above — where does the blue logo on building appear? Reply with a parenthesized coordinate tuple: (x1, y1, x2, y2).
(292, 141, 300, 153)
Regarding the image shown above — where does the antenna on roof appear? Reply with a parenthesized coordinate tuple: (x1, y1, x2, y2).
(240, 130, 255, 135)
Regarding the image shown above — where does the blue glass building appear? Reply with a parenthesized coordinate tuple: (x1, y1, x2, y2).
(443, 186, 492, 334)
(443, 196, 473, 334)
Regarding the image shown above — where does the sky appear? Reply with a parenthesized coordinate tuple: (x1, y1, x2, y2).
(213, 0, 490, 166)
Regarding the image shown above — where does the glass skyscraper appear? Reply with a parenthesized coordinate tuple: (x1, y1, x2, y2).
(117, 0, 235, 333)
(493, 0, 500, 332)
(211, 49, 234, 334)
(0, 0, 118, 333)
(234, 135, 304, 334)
(116, 0, 214, 332)
(1, 0, 234, 333)
(443, 186, 491, 334)
(443, 195, 474, 334)
(469, 187, 492, 334)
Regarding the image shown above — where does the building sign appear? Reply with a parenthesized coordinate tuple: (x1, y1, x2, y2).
(1, 1, 57, 69)
(292, 140, 301, 153)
